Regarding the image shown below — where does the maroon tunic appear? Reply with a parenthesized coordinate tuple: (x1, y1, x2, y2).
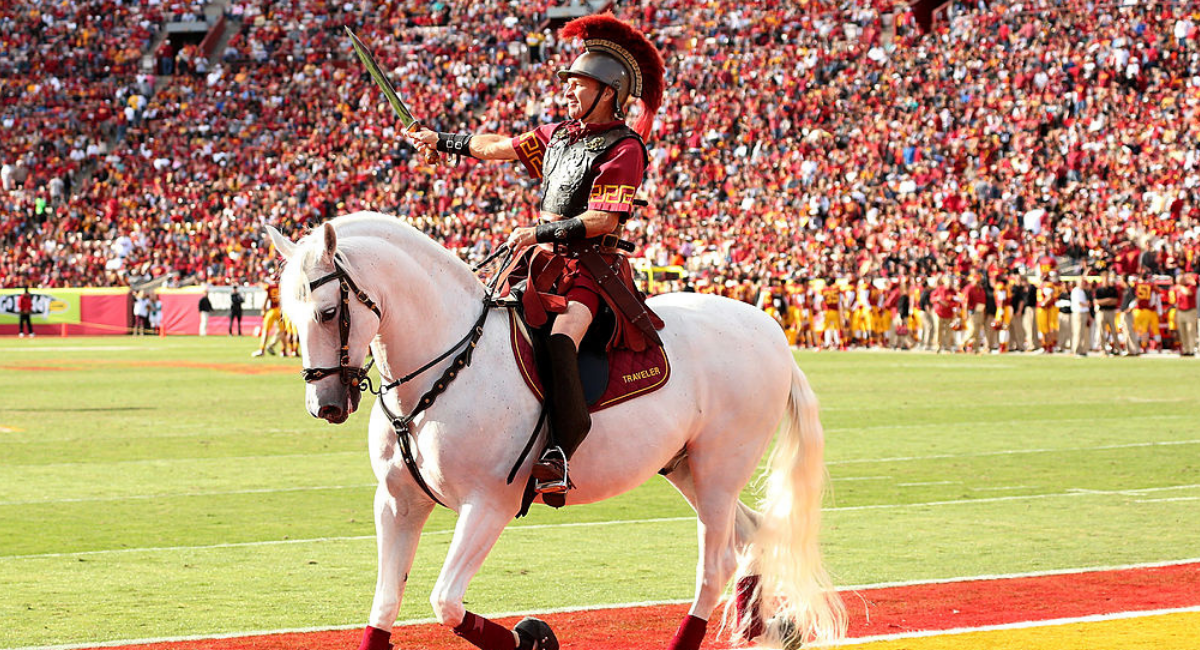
(503, 120, 662, 351)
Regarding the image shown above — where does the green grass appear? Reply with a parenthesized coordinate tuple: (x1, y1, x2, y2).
(1, 337, 1198, 648)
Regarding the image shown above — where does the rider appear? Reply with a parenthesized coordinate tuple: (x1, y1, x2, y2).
(403, 13, 665, 496)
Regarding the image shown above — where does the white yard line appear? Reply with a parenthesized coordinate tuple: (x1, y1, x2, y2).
(8, 439, 1197, 507)
(6, 561, 1199, 650)
(828, 438, 1200, 465)
(0, 484, 378, 507)
(6, 486, 1200, 561)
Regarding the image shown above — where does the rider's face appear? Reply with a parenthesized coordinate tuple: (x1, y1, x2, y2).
(562, 75, 608, 121)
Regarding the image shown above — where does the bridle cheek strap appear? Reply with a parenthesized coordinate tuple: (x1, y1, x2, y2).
(300, 264, 381, 388)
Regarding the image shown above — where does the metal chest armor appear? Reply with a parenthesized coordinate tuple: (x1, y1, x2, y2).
(539, 123, 645, 219)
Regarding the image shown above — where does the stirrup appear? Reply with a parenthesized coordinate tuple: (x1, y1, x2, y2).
(532, 446, 569, 494)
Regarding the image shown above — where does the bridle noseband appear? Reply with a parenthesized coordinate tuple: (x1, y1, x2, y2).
(301, 263, 381, 388)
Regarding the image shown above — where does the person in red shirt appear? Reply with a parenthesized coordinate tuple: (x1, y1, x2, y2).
(16, 287, 35, 337)
(960, 271, 987, 353)
(931, 274, 960, 353)
(1172, 273, 1197, 356)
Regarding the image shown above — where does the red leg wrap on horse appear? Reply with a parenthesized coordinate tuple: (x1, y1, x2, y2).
(453, 611, 516, 650)
(735, 574, 765, 639)
(666, 615, 708, 650)
(358, 625, 393, 650)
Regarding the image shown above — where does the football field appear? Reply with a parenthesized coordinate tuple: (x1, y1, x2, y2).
(1, 336, 1198, 649)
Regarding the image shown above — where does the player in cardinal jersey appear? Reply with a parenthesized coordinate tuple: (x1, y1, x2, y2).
(252, 281, 282, 357)
(1132, 273, 1162, 351)
(821, 278, 844, 350)
(992, 274, 1013, 353)
(1036, 274, 1061, 354)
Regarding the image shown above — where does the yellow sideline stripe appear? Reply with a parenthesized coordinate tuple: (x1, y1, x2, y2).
(843, 609, 1200, 650)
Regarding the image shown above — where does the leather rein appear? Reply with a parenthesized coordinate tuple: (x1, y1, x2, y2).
(300, 250, 513, 508)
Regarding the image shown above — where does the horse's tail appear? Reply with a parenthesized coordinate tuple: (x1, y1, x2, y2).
(732, 361, 847, 646)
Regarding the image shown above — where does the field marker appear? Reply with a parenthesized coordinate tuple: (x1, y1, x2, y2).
(820, 605, 1200, 647)
(824, 413, 1188, 432)
(6, 485, 1200, 561)
(828, 438, 1200, 465)
(5, 562, 1199, 650)
(0, 484, 378, 507)
(9, 439, 1196, 503)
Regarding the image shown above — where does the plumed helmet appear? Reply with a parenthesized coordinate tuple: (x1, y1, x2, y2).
(558, 12, 665, 140)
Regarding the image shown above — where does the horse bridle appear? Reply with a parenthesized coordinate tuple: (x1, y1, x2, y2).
(301, 263, 381, 388)
(299, 251, 513, 508)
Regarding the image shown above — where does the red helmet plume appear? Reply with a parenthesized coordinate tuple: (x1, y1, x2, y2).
(558, 12, 664, 140)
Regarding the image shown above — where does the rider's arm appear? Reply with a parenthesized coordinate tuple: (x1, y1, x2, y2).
(402, 127, 523, 161)
(465, 134, 518, 161)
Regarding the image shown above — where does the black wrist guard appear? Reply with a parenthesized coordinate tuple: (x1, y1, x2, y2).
(435, 132, 474, 157)
(535, 217, 587, 243)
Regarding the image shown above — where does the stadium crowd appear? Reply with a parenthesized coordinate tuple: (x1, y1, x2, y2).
(1, 0, 1198, 353)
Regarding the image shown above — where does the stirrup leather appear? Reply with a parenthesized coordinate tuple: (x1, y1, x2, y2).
(532, 446, 571, 494)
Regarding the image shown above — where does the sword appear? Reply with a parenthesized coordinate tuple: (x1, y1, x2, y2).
(345, 26, 439, 163)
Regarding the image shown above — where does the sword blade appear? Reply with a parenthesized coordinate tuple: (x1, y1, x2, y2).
(345, 26, 418, 128)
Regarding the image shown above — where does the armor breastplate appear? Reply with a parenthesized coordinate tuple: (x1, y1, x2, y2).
(539, 124, 644, 219)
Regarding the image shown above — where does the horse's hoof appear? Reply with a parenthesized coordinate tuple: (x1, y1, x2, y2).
(514, 616, 558, 650)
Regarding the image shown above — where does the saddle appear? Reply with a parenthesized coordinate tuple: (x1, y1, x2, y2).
(509, 303, 670, 413)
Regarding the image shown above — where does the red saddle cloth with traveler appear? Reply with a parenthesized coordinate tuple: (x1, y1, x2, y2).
(501, 245, 670, 411)
(508, 312, 670, 412)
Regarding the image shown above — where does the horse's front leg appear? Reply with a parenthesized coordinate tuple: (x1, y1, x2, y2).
(429, 501, 557, 650)
(360, 480, 435, 650)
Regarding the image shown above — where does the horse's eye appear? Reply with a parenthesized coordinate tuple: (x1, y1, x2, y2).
(320, 308, 337, 323)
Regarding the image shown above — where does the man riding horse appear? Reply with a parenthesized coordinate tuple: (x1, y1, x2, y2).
(404, 13, 665, 496)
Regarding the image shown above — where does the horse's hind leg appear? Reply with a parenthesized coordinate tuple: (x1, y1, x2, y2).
(659, 457, 751, 650)
(361, 481, 435, 650)
(664, 460, 761, 552)
(666, 462, 766, 640)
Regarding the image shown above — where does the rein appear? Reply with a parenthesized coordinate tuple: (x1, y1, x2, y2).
(300, 247, 516, 509)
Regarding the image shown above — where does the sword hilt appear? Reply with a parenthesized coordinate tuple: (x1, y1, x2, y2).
(407, 121, 441, 165)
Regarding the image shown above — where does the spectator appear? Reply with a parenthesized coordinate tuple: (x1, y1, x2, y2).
(229, 285, 243, 336)
(1070, 278, 1091, 357)
(16, 287, 34, 337)
(198, 288, 213, 336)
(1174, 274, 1198, 356)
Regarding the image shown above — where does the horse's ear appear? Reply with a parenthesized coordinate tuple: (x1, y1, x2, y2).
(265, 226, 296, 261)
(320, 222, 338, 265)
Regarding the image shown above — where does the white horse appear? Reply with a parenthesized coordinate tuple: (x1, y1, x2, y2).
(267, 212, 845, 650)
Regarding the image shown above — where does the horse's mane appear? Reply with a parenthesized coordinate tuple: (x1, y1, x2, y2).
(279, 212, 476, 324)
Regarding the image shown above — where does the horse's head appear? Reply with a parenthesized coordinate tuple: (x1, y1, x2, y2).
(268, 222, 379, 424)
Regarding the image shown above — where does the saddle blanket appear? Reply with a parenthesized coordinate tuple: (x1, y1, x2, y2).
(509, 315, 670, 412)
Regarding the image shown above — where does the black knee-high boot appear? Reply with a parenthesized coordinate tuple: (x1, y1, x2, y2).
(532, 333, 591, 493)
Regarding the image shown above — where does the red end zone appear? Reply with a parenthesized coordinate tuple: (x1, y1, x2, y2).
(86, 562, 1200, 650)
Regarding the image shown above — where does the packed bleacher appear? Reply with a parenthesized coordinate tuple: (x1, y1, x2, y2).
(1, 0, 1198, 352)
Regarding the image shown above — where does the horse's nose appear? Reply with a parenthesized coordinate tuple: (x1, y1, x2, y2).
(318, 404, 346, 423)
